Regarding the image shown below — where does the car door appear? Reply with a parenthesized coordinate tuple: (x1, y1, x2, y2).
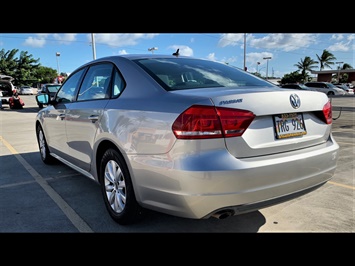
(65, 63, 113, 172)
(42, 68, 86, 160)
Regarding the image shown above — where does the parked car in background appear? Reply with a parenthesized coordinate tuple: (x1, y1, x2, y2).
(0, 80, 16, 105)
(304, 82, 346, 96)
(35, 83, 61, 108)
(334, 83, 354, 95)
(35, 54, 339, 225)
(280, 83, 316, 91)
(18, 85, 35, 95)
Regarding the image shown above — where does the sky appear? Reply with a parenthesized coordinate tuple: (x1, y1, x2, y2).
(0, 33, 354, 79)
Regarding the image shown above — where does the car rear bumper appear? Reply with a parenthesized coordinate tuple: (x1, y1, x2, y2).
(130, 136, 339, 219)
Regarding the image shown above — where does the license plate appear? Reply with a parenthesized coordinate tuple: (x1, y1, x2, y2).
(273, 113, 307, 139)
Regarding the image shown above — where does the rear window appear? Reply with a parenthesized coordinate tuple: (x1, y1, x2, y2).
(133, 57, 274, 91)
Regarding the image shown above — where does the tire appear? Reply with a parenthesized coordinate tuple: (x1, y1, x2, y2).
(99, 148, 142, 225)
(38, 103, 43, 109)
(36, 124, 55, 164)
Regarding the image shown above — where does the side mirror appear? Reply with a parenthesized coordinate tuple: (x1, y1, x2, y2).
(37, 94, 49, 104)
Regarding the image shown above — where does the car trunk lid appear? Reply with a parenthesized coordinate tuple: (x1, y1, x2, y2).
(172, 87, 332, 158)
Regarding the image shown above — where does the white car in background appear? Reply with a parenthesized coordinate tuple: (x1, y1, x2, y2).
(18, 85, 35, 95)
(304, 82, 346, 96)
(334, 83, 354, 95)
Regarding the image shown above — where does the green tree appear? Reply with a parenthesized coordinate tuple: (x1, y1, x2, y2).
(16, 50, 41, 86)
(280, 71, 304, 84)
(316, 49, 337, 70)
(0, 48, 18, 78)
(33, 66, 58, 85)
(294, 56, 318, 83)
(0, 48, 41, 87)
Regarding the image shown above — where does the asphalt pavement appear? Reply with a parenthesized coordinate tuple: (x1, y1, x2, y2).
(0, 94, 353, 233)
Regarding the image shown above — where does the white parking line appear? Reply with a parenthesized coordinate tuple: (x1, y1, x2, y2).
(0, 135, 94, 233)
(328, 181, 355, 190)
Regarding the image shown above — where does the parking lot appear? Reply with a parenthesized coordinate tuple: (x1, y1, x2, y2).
(0, 95, 354, 233)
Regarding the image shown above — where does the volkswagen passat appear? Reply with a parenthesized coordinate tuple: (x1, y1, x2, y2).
(35, 54, 339, 225)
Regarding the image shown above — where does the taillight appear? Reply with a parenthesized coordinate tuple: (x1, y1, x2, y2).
(172, 105, 255, 139)
(322, 100, 332, 124)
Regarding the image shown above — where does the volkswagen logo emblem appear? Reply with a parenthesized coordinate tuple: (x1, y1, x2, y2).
(290, 94, 300, 109)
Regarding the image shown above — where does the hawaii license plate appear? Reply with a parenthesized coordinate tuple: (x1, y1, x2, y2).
(273, 113, 307, 139)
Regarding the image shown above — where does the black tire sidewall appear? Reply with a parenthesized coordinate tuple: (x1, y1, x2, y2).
(99, 148, 141, 225)
(36, 125, 55, 164)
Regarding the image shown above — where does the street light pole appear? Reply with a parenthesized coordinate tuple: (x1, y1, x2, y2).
(56, 52, 60, 74)
(55, 52, 60, 83)
(257, 61, 260, 73)
(263, 57, 272, 80)
(336, 61, 343, 83)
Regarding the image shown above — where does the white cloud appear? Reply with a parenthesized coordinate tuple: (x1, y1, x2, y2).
(223, 55, 238, 65)
(330, 34, 344, 41)
(327, 42, 351, 52)
(246, 52, 273, 67)
(218, 33, 317, 52)
(118, 50, 128, 55)
(91, 33, 159, 47)
(52, 34, 77, 44)
(248, 33, 317, 52)
(23, 36, 47, 48)
(168, 45, 193, 56)
(218, 33, 245, 48)
(23, 33, 77, 47)
(206, 53, 217, 61)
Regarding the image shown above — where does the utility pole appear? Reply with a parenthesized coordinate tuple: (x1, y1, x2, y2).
(91, 33, 96, 60)
(243, 33, 246, 71)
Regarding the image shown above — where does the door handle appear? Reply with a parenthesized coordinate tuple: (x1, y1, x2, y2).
(88, 115, 99, 123)
(58, 113, 66, 121)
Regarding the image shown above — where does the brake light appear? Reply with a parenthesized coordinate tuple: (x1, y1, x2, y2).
(172, 105, 255, 139)
(322, 100, 332, 124)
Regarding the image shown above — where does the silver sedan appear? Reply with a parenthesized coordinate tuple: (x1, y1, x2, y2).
(19, 85, 34, 95)
(35, 54, 340, 225)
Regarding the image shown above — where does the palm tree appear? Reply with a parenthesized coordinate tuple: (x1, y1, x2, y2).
(341, 63, 353, 70)
(294, 56, 319, 83)
(336, 63, 354, 83)
(316, 49, 337, 70)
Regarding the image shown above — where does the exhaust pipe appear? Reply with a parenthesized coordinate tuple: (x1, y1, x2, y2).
(211, 210, 234, 219)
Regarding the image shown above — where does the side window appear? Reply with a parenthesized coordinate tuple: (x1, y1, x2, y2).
(112, 70, 125, 97)
(77, 63, 113, 101)
(56, 68, 86, 103)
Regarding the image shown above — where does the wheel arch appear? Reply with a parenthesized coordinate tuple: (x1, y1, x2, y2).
(35, 120, 40, 131)
(95, 140, 133, 185)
